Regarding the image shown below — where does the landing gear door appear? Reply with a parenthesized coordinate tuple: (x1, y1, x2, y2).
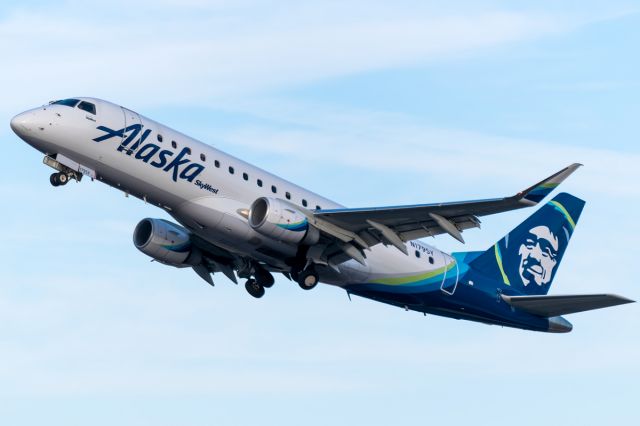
(119, 107, 144, 155)
(440, 253, 459, 295)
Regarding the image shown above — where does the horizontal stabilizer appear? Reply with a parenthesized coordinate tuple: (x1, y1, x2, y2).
(501, 293, 634, 317)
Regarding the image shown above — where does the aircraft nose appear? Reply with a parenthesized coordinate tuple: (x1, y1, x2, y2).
(10, 112, 32, 136)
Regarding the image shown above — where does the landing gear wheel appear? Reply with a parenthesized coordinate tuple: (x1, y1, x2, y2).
(50, 172, 68, 187)
(255, 269, 275, 288)
(298, 268, 319, 290)
(245, 278, 265, 298)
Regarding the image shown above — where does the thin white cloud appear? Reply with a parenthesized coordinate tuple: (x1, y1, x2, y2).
(213, 99, 640, 198)
(0, 3, 570, 108)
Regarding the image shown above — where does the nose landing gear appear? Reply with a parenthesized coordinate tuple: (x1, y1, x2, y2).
(50, 172, 71, 187)
(44, 155, 84, 187)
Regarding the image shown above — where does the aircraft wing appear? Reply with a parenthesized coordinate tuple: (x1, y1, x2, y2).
(312, 164, 582, 259)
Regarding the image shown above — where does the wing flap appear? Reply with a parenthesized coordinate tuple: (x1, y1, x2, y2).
(501, 294, 634, 317)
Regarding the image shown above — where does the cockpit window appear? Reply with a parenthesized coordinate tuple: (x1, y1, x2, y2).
(78, 101, 96, 115)
(52, 98, 80, 108)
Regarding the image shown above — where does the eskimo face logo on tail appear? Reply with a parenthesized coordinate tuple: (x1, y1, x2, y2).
(93, 125, 205, 183)
(517, 225, 558, 286)
(496, 199, 578, 290)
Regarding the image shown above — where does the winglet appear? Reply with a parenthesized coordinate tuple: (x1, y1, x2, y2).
(516, 163, 582, 206)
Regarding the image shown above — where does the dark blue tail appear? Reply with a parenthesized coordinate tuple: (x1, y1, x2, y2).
(469, 193, 585, 295)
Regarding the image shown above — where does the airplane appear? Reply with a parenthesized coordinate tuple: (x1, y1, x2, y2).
(10, 97, 634, 333)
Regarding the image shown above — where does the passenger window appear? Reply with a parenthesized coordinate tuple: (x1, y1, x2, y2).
(415, 250, 421, 258)
(257, 179, 263, 187)
(271, 185, 277, 194)
(200, 153, 206, 161)
(157, 135, 163, 143)
(285, 192, 291, 200)
(302, 199, 308, 207)
(78, 101, 96, 115)
(172, 141, 178, 149)
(214, 160, 220, 168)
(243, 172, 249, 181)
(229, 166, 235, 174)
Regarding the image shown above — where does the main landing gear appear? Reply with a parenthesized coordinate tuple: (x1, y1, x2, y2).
(245, 278, 265, 298)
(244, 268, 275, 299)
(242, 264, 319, 298)
(292, 265, 319, 291)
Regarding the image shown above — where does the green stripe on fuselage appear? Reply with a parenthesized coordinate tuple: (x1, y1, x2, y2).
(369, 261, 455, 286)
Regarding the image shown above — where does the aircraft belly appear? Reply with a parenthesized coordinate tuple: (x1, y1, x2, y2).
(346, 278, 552, 331)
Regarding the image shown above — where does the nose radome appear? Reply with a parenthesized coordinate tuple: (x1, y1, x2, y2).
(10, 112, 31, 136)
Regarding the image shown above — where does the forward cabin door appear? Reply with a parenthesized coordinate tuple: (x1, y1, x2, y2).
(119, 107, 144, 155)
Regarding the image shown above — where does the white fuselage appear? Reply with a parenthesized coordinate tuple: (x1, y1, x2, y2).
(11, 98, 456, 288)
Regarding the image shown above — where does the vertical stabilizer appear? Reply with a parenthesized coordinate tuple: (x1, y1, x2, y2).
(469, 193, 585, 295)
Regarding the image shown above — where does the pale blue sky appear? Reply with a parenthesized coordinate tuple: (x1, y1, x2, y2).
(1, 1, 638, 425)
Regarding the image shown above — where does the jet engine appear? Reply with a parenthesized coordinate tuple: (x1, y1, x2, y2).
(248, 197, 319, 245)
(133, 218, 201, 266)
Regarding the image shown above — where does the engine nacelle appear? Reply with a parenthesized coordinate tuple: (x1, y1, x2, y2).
(133, 218, 200, 266)
(248, 197, 320, 245)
